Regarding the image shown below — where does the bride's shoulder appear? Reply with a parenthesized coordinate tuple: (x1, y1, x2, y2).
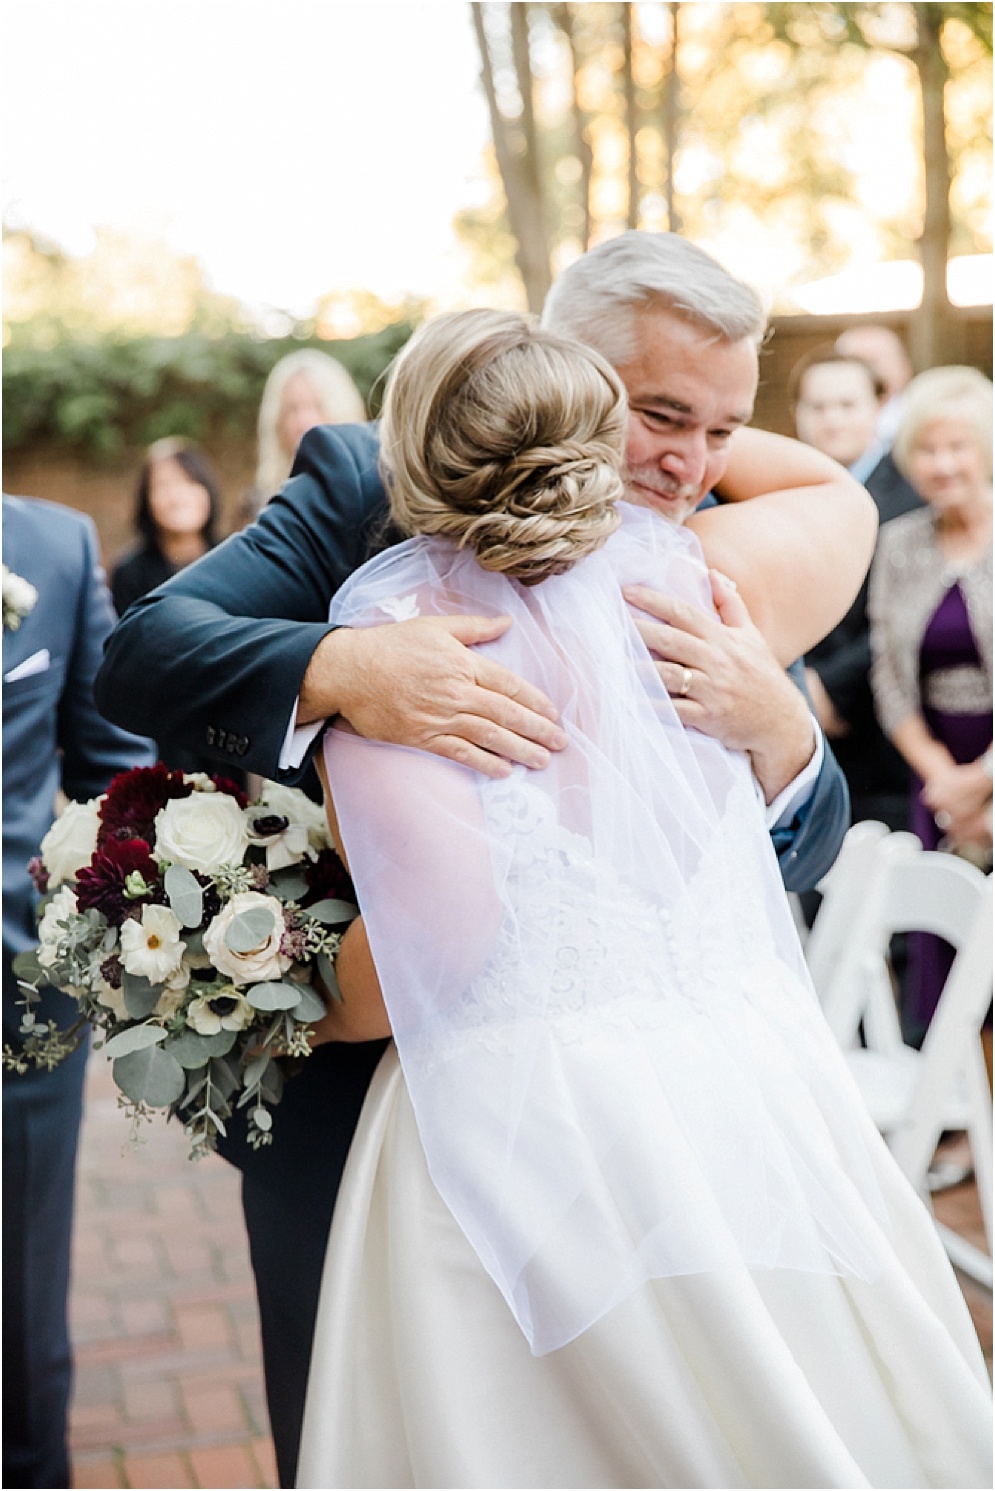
(606, 502, 707, 581)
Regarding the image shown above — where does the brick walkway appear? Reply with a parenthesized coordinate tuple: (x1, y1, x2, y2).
(68, 1054, 992, 1490)
(69, 1056, 276, 1490)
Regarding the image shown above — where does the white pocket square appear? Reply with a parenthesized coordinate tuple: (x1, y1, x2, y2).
(5, 648, 51, 683)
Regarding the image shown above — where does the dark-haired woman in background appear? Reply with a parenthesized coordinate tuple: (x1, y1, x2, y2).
(111, 438, 229, 778)
(111, 437, 221, 617)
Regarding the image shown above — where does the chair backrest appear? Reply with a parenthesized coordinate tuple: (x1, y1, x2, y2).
(889, 881, 993, 1245)
(811, 829, 921, 1046)
(805, 820, 891, 1002)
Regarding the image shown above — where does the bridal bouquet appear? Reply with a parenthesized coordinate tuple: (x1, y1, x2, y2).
(5, 765, 358, 1158)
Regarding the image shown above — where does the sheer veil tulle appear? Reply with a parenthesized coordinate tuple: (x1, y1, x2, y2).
(323, 502, 889, 1356)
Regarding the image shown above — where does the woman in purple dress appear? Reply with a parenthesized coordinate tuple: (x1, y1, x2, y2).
(869, 365, 992, 1043)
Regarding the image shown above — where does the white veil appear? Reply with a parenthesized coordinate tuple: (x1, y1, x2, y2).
(324, 503, 888, 1355)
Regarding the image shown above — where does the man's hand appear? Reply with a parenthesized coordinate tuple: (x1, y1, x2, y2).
(298, 615, 567, 779)
(623, 571, 817, 804)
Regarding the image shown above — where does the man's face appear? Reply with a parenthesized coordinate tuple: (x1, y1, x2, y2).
(793, 361, 880, 469)
(614, 309, 758, 526)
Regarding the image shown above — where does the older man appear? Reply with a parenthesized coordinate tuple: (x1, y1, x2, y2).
(95, 232, 862, 1485)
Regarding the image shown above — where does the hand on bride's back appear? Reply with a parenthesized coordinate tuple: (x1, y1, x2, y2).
(298, 615, 567, 778)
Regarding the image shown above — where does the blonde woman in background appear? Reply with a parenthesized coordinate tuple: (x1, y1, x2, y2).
(240, 349, 366, 524)
(869, 365, 993, 1043)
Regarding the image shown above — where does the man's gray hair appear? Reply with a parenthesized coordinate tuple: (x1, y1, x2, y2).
(542, 230, 767, 366)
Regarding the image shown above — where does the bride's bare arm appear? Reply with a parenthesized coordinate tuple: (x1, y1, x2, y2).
(686, 428, 878, 664)
(308, 751, 391, 1044)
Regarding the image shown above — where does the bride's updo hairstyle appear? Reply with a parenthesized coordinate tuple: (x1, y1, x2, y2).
(379, 309, 627, 585)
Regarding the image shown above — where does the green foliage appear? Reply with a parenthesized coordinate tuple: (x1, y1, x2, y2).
(2, 322, 413, 459)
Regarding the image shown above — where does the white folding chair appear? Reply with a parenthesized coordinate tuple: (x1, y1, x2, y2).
(833, 849, 994, 1287)
(806, 821, 911, 1053)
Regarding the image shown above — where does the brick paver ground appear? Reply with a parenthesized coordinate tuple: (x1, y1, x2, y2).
(68, 1052, 991, 1490)
(69, 1055, 277, 1489)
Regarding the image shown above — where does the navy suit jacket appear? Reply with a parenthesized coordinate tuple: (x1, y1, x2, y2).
(3, 496, 156, 1047)
(96, 423, 849, 892)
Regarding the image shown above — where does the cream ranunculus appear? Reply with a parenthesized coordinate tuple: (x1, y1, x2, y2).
(39, 799, 100, 887)
(119, 904, 185, 984)
(201, 891, 290, 984)
(153, 792, 249, 873)
(186, 987, 254, 1036)
(255, 781, 332, 858)
(154, 961, 191, 1019)
(37, 886, 79, 968)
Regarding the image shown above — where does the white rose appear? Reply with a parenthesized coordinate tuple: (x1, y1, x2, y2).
(119, 904, 185, 984)
(202, 891, 290, 984)
(154, 792, 249, 873)
(40, 800, 101, 886)
(255, 782, 332, 858)
(37, 886, 79, 968)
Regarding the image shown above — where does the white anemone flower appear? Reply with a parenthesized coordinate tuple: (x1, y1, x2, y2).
(186, 987, 254, 1037)
(119, 904, 185, 984)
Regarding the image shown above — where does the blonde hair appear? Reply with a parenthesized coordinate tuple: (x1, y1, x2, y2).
(379, 310, 627, 586)
(255, 349, 366, 496)
(893, 365, 994, 483)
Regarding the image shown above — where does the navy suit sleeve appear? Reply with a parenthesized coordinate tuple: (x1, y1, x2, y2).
(95, 424, 386, 785)
(771, 660, 850, 892)
(58, 517, 156, 800)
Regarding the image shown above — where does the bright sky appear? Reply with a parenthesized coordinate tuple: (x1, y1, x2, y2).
(2, 1, 492, 315)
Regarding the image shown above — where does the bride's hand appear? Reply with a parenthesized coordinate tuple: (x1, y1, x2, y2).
(297, 616, 567, 778)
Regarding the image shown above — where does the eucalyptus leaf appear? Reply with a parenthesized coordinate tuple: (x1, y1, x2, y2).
(305, 898, 359, 926)
(164, 864, 204, 928)
(251, 1107, 273, 1132)
(242, 1052, 270, 1089)
(164, 1027, 237, 1069)
(260, 1061, 284, 1102)
(269, 869, 310, 902)
(246, 981, 301, 1012)
(225, 906, 278, 953)
(182, 928, 205, 957)
(113, 1044, 186, 1107)
(122, 971, 166, 1019)
(316, 951, 342, 1003)
(292, 983, 328, 1023)
(209, 1055, 239, 1101)
(12, 950, 45, 984)
(103, 1023, 168, 1059)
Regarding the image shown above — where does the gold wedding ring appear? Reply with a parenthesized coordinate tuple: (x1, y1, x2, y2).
(677, 665, 693, 698)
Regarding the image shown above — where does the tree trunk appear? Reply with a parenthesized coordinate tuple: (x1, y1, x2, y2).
(471, 3, 552, 312)
(910, 3, 961, 367)
(556, 4, 594, 249)
(622, 4, 639, 229)
(662, 2, 681, 232)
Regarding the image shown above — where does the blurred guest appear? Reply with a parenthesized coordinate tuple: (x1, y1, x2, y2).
(240, 350, 366, 524)
(869, 366, 993, 1041)
(791, 345, 921, 830)
(836, 324, 913, 450)
(3, 495, 155, 1488)
(110, 438, 221, 616)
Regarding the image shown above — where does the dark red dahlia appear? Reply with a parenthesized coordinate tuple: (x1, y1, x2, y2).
(75, 839, 163, 923)
(97, 764, 193, 848)
(302, 848, 356, 908)
(211, 775, 249, 808)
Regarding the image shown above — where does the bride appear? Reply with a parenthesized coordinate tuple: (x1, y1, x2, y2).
(296, 310, 990, 1488)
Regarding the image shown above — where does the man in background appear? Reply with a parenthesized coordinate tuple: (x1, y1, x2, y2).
(789, 345, 921, 830)
(836, 323, 913, 452)
(3, 495, 155, 1489)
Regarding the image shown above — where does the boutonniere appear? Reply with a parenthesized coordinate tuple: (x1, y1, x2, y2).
(2, 565, 38, 632)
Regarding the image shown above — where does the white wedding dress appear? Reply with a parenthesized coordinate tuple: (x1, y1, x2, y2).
(296, 508, 991, 1489)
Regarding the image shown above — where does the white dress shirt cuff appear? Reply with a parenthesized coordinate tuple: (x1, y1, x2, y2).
(761, 720, 824, 831)
(278, 700, 324, 772)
